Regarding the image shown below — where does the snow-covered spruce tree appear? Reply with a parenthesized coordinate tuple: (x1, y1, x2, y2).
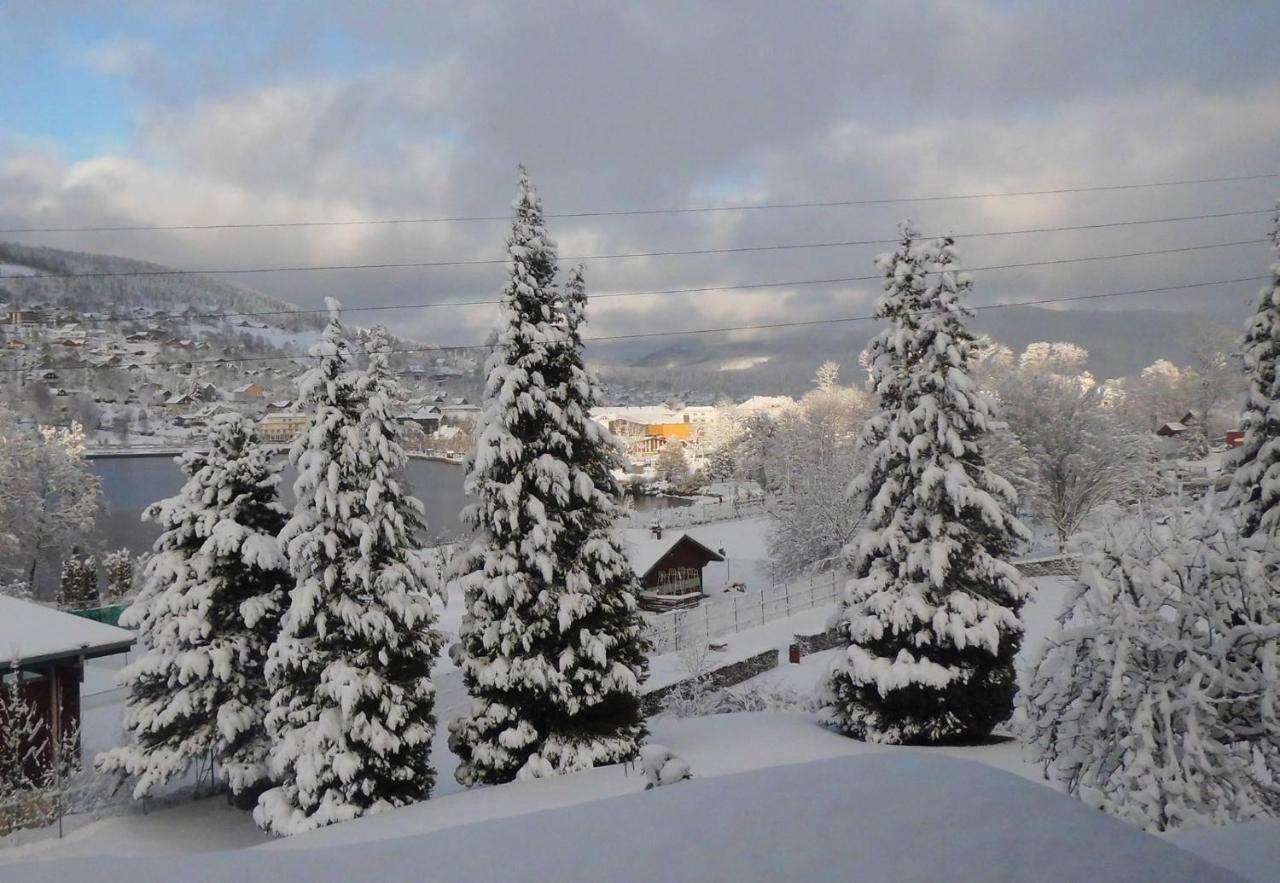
(58, 550, 98, 609)
(95, 414, 289, 804)
(1023, 505, 1280, 831)
(818, 231, 1031, 744)
(103, 549, 134, 603)
(256, 311, 443, 836)
(1230, 205, 1280, 539)
(450, 176, 647, 786)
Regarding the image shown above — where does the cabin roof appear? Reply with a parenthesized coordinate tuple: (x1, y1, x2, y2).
(0, 596, 135, 669)
(626, 532, 725, 582)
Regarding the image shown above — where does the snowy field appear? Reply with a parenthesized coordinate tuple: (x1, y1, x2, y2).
(3, 569, 1277, 880)
(2, 714, 1274, 881)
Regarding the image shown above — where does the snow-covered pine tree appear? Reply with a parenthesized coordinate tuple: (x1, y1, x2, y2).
(818, 231, 1031, 744)
(1230, 205, 1280, 539)
(519, 264, 648, 777)
(1023, 504, 1280, 831)
(450, 175, 647, 786)
(256, 311, 443, 836)
(103, 548, 134, 603)
(95, 414, 289, 804)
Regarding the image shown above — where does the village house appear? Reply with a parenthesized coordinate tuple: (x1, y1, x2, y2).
(591, 404, 706, 461)
(399, 406, 442, 433)
(627, 529, 725, 612)
(258, 411, 309, 443)
(0, 596, 135, 767)
(232, 382, 268, 403)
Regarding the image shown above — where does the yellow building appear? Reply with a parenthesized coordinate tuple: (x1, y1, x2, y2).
(258, 412, 309, 444)
(645, 422, 696, 442)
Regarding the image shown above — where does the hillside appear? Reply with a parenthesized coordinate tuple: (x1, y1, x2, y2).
(592, 304, 1242, 400)
(0, 241, 320, 334)
(0, 242, 481, 448)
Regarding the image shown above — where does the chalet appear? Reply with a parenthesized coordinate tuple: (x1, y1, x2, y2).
(232, 382, 267, 403)
(1156, 422, 1189, 438)
(0, 596, 135, 767)
(628, 531, 725, 611)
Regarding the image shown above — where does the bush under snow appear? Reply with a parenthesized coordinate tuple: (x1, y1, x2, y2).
(1023, 505, 1280, 831)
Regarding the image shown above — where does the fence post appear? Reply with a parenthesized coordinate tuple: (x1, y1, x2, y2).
(704, 604, 710, 640)
(760, 589, 765, 626)
(733, 595, 739, 633)
(785, 580, 791, 616)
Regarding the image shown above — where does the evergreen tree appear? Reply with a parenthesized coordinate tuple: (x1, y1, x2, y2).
(450, 174, 647, 786)
(58, 550, 98, 609)
(818, 230, 1030, 744)
(96, 414, 289, 803)
(255, 310, 443, 836)
(1230, 206, 1280, 539)
(103, 548, 134, 603)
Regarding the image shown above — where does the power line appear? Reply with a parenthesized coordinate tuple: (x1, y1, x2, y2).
(2, 274, 1265, 376)
(5, 233, 1271, 328)
(0, 231, 1267, 284)
(2, 172, 1276, 234)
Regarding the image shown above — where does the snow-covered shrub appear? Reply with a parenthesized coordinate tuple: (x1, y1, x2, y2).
(820, 228, 1030, 745)
(717, 683, 815, 715)
(1, 664, 82, 834)
(451, 172, 647, 787)
(1023, 505, 1280, 831)
(640, 744, 692, 789)
(659, 640, 719, 718)
(97, 414, 289, 805)
(0, 580, 33, 601)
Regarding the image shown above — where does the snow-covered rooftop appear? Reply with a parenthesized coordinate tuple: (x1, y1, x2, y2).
(0, 596, 136, 668)
(623, 531, 723, 579)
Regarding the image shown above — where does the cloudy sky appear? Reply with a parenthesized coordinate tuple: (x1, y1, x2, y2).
(1, 1, 1277, 350)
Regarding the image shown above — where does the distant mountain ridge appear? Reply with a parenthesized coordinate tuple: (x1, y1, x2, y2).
(590, 304, 1243, 399)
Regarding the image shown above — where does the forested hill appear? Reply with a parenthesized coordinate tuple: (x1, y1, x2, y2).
(0, 241, 323, 334)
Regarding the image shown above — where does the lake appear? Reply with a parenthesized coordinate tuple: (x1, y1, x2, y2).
(89, 454, 685, 556)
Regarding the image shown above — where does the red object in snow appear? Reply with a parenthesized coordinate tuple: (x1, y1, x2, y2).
(1225, 430, 1245, 449)
(788, 644, 802, 664)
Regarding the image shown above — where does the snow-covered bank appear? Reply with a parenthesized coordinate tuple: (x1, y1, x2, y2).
(1, 749, 1254, 882)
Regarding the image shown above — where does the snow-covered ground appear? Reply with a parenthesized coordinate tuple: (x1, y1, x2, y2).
(5, 565, 1275, 881)
(1, 715, 1269, 881)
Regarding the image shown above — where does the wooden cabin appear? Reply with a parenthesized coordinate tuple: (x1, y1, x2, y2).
(0, 597, 135, 767)
(630, 533, 725, 612)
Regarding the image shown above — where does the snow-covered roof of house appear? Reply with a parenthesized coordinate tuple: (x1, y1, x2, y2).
(735, 395, 798, 414)
(0, 596, 135, 669)
(591, 405, 690, 426)
(624, 531, 724, 581)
